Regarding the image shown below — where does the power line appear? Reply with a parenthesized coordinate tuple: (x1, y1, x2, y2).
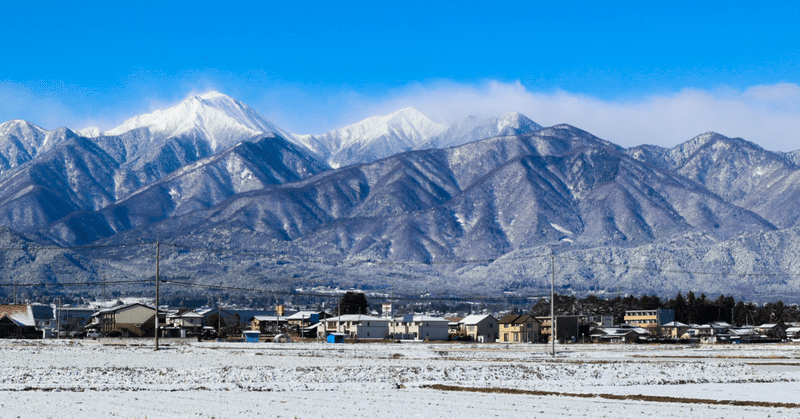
(0, 279, 150, 287)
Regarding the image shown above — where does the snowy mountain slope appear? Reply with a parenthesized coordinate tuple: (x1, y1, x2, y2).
(41, 135, 329, 245)
(0, 133, 126, 232)
(628, 132, 800, 228)
(0, 93, 319, 236)
(96, 126, 775, 265)
(3, 91, 800, 299)
(105, 92, 290, 152)
(291, 107, 447, 167)
(0, 121, 76, 173)
(417, 112, 542, 150)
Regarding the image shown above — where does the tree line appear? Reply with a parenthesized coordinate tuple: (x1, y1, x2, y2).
(530, 292, 800, 326)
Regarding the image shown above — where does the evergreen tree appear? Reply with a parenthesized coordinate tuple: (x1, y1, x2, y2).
(336, 292, 370, 315)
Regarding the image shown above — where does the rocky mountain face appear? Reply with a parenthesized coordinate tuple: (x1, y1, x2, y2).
(1, 92, 800, 302)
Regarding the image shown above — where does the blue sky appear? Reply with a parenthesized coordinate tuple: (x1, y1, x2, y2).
(2, 1, 800, 150)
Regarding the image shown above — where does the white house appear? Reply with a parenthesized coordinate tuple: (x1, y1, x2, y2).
(693, 321, 732, 343)
(389, 315, 449, 341)
(319, 315, 389, 340)
(165, 310, 204, 336)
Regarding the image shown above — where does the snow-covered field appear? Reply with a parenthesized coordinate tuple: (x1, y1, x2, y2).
(2, 339, 799, 418)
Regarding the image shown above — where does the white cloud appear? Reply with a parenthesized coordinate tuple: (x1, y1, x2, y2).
(4, 79, 800, 152)
(266, 80, 800, 152)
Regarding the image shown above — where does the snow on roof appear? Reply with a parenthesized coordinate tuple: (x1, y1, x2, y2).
(729, 328, 759, 335)
(93, 302, 155, 316)
(325, 314, 387, 322)
(285, 311, 323, 320)
(662, 321, 688, 327)
(252, 316, 284, 322)
(172, 311, 203, 318)
(460, 314, 495, 325)
(392, 315, 448, 323)
(0, 304, 53, 327)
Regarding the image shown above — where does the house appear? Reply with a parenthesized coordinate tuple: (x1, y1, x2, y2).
(389, 315, 449, 341)
(589, 325, 649, 343)
(87, 302, 158, 337)
(661, 321, 690, 339)
(585, 314, 614, 327)
(755, 323, 785, 339)
(0, 304, 55, 338)
(728, 327, 759, 343)
(536, 316, 579, 343)
(164, 310, 204, 337)
(497, 314, 539, 343)
(785, 326, 800, 342)
(693, 321, 731, 343)
(623, 309, 675, 333)
(460, 314, 498, 343)
(250, 316, 289, 335)
(56, 307, 95, 334)
(318, 315, 389, 340)
(285, 311, 328, 337)
(445, 317, 464, 337)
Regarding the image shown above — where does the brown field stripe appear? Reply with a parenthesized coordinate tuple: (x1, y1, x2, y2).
(421, 384, 800, 409)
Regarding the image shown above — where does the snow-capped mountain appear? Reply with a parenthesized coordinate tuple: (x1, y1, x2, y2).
(86, 125, 789, 300)
(5, 91, 800, 301)
(104, 91, 290, 151)
(0, 120, 77, 173)
(417, 112, 543, 150)
(0, 92, 325, 235)
(291, 107, 447, 167)
(43, 134, 328, 245)
(628, 132, 800, 228)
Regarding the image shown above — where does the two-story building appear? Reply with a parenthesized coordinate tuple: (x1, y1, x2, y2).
(389, 315, 450, 341)
(755, 323, 785, 339)
(660, 321, 690, 339)
(318, 314, 389, 340)
(537, 315, 579, 343)
(497, 314, 539, 343)
(165, 310, 204, 336)
(88, 303, 158, 337)
(693, 321, 732, 343)
(459, 314, 498, 343)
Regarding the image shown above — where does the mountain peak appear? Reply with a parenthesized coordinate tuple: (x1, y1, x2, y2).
(197, 91, 227, 100)
(105, 91, 288, 151)
(418, 112, 543, 150)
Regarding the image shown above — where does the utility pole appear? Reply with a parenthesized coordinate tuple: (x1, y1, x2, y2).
(56, 297, 61, 339)
(550, 249, 555, 357)
(154, 240, 160, 351)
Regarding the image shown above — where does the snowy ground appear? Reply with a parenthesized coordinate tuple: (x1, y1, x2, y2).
(1, 339, 799, 418)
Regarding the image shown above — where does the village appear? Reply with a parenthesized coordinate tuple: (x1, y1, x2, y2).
(2, 295, 800, 345)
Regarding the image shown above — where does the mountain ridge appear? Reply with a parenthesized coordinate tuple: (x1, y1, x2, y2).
(1, 92, 800, 301)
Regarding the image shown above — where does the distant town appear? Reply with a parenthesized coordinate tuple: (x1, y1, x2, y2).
(2, 291, 799, 345)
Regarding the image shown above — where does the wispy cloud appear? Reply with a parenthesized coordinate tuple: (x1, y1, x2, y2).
(262, 80, 800, 152)
(4, 79, 800, 152)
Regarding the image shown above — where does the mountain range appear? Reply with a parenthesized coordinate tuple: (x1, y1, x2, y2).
(2, 92, 799, 303)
